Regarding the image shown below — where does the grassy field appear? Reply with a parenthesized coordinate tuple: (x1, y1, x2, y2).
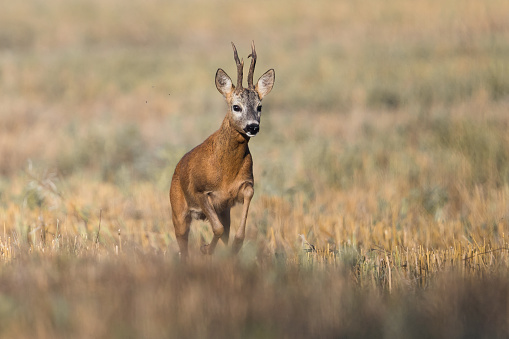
(1, 0, 509, 337)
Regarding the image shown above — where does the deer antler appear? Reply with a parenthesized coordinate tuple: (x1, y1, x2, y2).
(247, 41, 257, 89)
(231, 42, 244, 90)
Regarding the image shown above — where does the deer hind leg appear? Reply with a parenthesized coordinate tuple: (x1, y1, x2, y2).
(198, 193, 225, 255)
(232, 184, 254, 254)
(170, 177, 191, 260)
(172, 211, 191, 260)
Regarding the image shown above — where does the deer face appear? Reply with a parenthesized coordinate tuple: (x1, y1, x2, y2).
(230, 89, 262, 137)
(215, 42, 275, 138)
(215, 69, 274, 137)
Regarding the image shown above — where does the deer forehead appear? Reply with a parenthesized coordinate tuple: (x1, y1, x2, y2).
(230, 89, 261, 108)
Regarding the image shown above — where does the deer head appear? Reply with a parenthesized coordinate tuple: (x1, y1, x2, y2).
(215, 41, 275, 137)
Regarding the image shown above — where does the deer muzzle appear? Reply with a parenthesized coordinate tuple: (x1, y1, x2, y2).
(244, 123, 260, 137)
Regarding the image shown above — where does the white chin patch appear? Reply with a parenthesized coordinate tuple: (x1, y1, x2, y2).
(246, 132, 257, 137)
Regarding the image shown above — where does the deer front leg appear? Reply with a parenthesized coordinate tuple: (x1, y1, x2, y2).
(218, 209, 231, 246)
(197, 193, 224, 255)
(232, 183, 254, 254)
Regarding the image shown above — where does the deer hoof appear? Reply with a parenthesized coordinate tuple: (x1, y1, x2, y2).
(231, 238, 244, 254)
(200, 243, 211, 255)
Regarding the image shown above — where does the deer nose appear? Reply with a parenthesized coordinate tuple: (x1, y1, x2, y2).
(244, 123, 259, 136)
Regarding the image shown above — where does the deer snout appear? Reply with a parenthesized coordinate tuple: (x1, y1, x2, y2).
(244, 123, 260, 137)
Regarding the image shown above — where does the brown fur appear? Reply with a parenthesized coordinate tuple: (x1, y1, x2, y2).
(169, 42, 274, 259)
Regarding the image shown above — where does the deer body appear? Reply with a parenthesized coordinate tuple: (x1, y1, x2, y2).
(170, 42, 275, 258)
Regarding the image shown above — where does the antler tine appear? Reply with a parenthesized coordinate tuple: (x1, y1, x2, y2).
(247, 40, 257, 89)
(231, 42, 244, 89)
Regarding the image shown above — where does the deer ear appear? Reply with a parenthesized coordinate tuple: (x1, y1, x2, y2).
(215, 69, 234, 97)
(255, 69, 275, 99)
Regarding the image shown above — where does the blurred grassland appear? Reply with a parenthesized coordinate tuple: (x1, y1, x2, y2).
(1, 0, 509, 338)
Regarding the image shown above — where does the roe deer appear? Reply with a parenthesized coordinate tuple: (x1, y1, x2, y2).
(170, 42, 275, 258)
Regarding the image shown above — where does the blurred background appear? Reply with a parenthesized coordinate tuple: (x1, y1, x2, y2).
(1, 0, 509, 337)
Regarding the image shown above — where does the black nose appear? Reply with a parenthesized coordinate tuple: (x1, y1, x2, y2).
(244, 124, 259, 135)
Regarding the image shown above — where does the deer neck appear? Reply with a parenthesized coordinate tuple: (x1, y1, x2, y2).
(214, 116, 250, 169)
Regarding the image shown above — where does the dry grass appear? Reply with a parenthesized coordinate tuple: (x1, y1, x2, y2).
(1, 0, 509, 337)
(1, 254, 508, 339)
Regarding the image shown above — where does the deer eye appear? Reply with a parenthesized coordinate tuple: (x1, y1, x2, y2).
(232, 105, 242, 112)
(257, 105, 262, 113)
